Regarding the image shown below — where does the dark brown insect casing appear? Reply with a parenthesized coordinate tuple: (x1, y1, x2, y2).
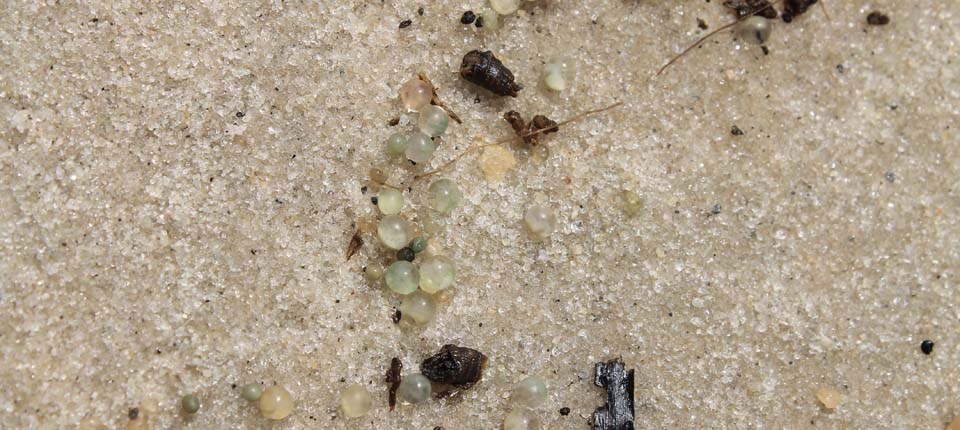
(460, 50, 522, 97)
(420, 344, 487, 388)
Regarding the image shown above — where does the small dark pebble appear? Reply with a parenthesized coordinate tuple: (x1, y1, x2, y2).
(474, 16, 484, 28)
(867, 11, 889, 25)
(731, 125, 744, 136)
(559, 407, 571, 416)
(697, 18, 708, 30)
(392, 309, 402, 324)
(399, 19, 412, 29)
(387, 117, 400, 126)
(711, 203, 722, 215)
(884, 171, 896, 183)
(418, 7, 424, 16)
(761, 45, 770, 55)
(360, 185, 368, 194)
(371, 196, 378, 205)
(397, 247, 416, 262)
(236, 111, 245, 118)
(920, 340, 934, 355)
(461, 11, 476, 25)
(128, 408, 139, 420)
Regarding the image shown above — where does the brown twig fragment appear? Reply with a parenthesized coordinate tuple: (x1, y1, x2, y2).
(418, 72, 463, 124)
(412, 101, 623, 182)
(386, 357, 403, 411)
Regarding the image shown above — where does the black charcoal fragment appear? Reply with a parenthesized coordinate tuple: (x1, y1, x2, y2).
(592, 358, 635, 430)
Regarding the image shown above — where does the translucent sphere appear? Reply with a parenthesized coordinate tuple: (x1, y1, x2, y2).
(397, 374, 432, 404)
(418, 255, 456, 293)
(377, 215, 409, 249)
(427, 178, 462, 214)
(736, 16, 773, 45)
(241, 383, 263, 402)
(479, 8, 499, 30)
(417, 105, 449, 137)
(405, 132, 437, 164)
(377, 188, 404, 215)
(385, 132, 409, 156)
(340, 384, 372, 418)
(490, 0, 520, 15)
(524, 205, 557, 239)
(511, 376, 548, 408)
(503, 409, 540, 430)
(542, 57, 575, 92)
(385, 261, 419, 295)
(400, 290, 437, 325)
(181, 394, 200, 414)
(259, 385, 294, 420)
(622, 190, 643, 217)
(364, 262, 384, 281)
(400, 78, 432, 111)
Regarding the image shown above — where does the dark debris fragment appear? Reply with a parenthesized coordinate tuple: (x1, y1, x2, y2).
(731, 125, 744, 136)
(420, 344, 487, 389)
(399, 19, 412, 29)
(781, 0, 818, 23)
(460, 50, 523, 97)
(461, 11, 476, 24)
(345, 228, 363, 262)
(921, 340, 934, 355)
(723, 0, 778, 19)
(504, 111, 559, 145)
(387, 357, 403, 410)
(592, 358, 635, 430)
(867, 11, 889, 25)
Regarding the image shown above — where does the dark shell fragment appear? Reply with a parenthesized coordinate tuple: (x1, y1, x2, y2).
(503, 110, 559, 145)
(420, 344, 487, 389)
(459, 50, 522, 97)
(592, 358, 635, 430)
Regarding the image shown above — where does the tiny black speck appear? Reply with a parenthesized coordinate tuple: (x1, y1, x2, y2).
(731, 125, 744, 136)
(418, 7, 424, 16)
(474, 16, 484, 28)
(559, 407, 571, 416)
(461, 11, 476, 24)
(397, 247, 416, 262)
(399, 19, 412, 29)
(361, 185, 368, 194)
(128, 408, 139, 420)
(392, 309, 402, 324)
(920, 340, 934, 355)
(867, 11, 890, 25)
(236, 111, 245, 118)
(371, 196, 378, 205)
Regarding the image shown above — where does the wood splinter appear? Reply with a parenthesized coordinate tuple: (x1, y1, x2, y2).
(593, 358, 635, 430)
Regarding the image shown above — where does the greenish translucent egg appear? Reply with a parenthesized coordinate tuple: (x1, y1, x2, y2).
(385, 133, 409, 156)
(340, 384, 372, 418)
(405, 132, 437, 164)
(409, 237, 427, 253)
(377, 188, 404, 215)
(417, 105, 449, 137)
(364, 263, 384, 281)
(397, 373, 432, 404)
(736, 16, 773, 45)
(490, 0, 520, 15)
(241, 383, 263, 402)
(427, 178, 462, 214)
(479, 8, 499, 30)
(524, 205, 556, 239)
(503, 408, 540, 430)
(511, 375, 548, 408)
(622, 190, 643, 217)
(181, 394, 200, 414)
(385, 261, 419, 295)
(400, 290, 437, 325)
(377, 215, 409, 249)
(418, 255, 455, 294)
(259, 385, 294, 420)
